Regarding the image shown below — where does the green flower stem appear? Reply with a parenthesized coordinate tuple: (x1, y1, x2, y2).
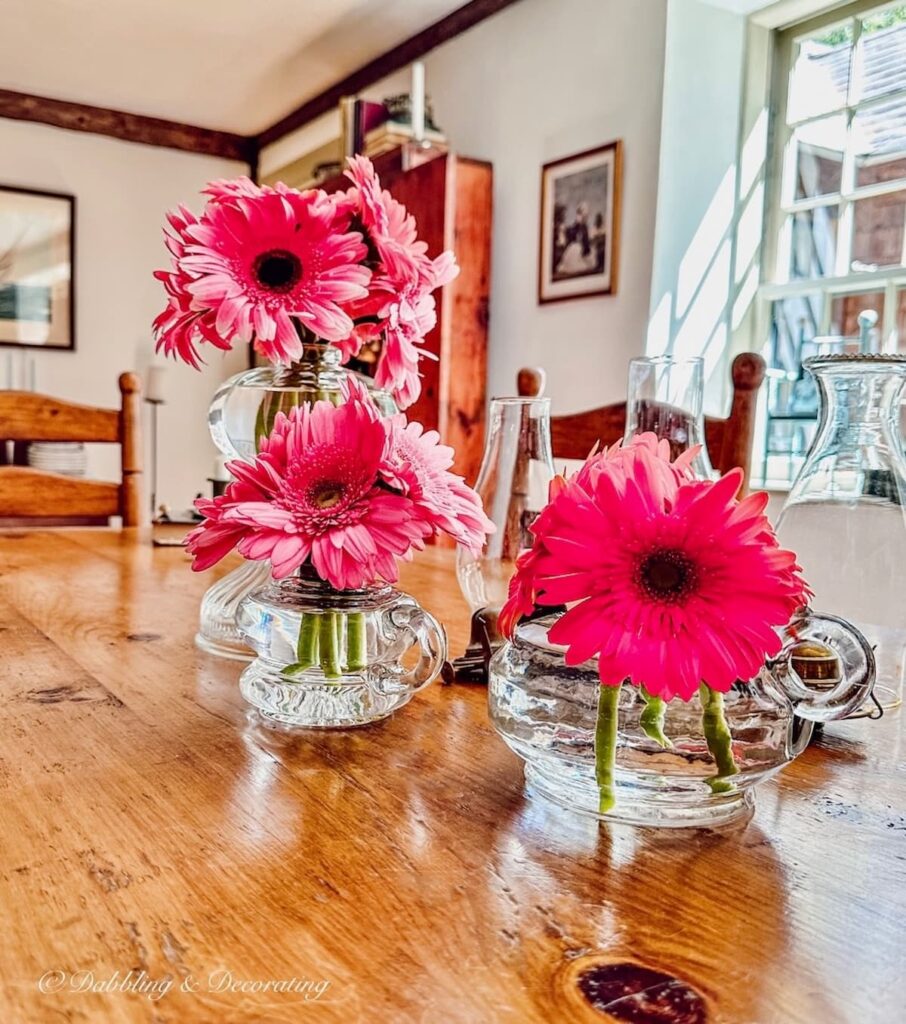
(595, 684, 622, 815)
(345, 612, 367, 671)
(254, 389, 304, 452)
(319, 611, 342, 678)
(698, 683, 739, 793)
(253, 400, 268, 453)
(639, 685, 672, 748)
(296, 612, 320, 668)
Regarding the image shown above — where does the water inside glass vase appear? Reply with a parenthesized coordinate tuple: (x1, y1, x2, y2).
(208, 342, 396, 462)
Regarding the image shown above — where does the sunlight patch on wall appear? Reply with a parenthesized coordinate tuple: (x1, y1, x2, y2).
(646, 290, 673, 356)
(674, 239, 733, 361)
(676, 166, 736, 318)
(733, 262, 761, 329)
(735, 180, 765, 282)
(739, 108, 768, 198)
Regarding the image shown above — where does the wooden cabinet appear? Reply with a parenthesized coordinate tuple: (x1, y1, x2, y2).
(323, 151, 492, 484)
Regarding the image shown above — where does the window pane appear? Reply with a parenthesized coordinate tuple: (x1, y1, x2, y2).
(897, 288, 906, 352)
(790, 207, 839, 278)
(851, 192, 906, 270)
(830, 290, 884, 344)
(793, 115, 845, 198)
(854, 5, 906, 102)
(853, 97, 906, 187)
(787, 23, 852, 123)
(770, 295, 821, 373)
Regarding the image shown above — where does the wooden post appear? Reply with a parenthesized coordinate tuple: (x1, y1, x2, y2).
(724, 353, 766, 492)
(118, 372, 144, 527)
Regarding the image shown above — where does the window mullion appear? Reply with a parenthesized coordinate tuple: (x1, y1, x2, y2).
(883, 278, 897, 351)
(820, 290, 833, 333)
(835, 16, 861, 279)
(836, 195, 854, 277)
(849, 11, 865, 107)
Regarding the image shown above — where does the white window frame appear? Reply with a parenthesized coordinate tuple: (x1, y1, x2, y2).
(759, 0, 906, 347)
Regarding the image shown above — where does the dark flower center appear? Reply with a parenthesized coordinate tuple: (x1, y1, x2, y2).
(310, 482, 344, 510)
(636, 548, 698, 602)
(253, 249, 302, 292)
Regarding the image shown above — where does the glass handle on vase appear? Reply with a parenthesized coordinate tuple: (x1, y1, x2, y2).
(377, 602, 447, 695)
(771, 608, 876, 723)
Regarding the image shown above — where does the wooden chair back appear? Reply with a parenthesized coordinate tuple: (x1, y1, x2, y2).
(0, 372, 144, 527)
(517, 353, 766, 481)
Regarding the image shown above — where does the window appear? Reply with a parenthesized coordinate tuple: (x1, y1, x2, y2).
(765, 2, 906, 331)
(758, 1, 906, 485)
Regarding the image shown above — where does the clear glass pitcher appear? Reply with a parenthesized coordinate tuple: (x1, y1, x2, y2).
(776, 354, 906, 712)
(489, 608, 875, 827)
(237, 576, 446, 728)
(624, 355, 715, 479)
(456, 397, 555, 626)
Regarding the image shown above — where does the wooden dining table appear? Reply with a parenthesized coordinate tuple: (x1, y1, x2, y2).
(0, 526, 903, 1024)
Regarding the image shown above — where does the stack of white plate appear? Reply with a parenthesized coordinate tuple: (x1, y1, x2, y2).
(27, 442, 88, 477)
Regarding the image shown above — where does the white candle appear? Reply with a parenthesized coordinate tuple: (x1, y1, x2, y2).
(410, 61, 425, 142)
(28, 358, 36, 393)
(212, 455, 230, 482)
(145, 364, 167, 403)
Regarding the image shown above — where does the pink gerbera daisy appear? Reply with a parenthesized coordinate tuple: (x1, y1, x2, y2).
(202, 176, 269, 202)
(382, 419, 494, 555)
(341, 157, 459, 407)
(345, 155, 458, 292)
(374, 282, 438, 409)
(155, 188, 371, 365)
(153, 205, 229, 368)
(500, 436, 810, 700)
(345, 155, 427, 282)
(185, 380, 430, 589)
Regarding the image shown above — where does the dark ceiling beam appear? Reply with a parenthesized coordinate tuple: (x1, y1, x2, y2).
(0, 89, 257, 165)
(256, 0, 525, 149)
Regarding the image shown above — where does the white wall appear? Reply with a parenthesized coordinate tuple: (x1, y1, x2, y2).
(262, 0, 669, 414)
(0, 119, 247, 514)
(647, 0, 748, 413)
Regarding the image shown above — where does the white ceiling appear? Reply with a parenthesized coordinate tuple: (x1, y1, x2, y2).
(1, 0, 466, 135)
(698, 0, 778, 13)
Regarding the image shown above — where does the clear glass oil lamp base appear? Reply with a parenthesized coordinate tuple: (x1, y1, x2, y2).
(494, 672, 766, 829)
(521, 753, 755, 829)
(237, 578, 446, 729)
(195, 560, 272, 661)
(490, 613, 875, 829)
(239, 664, 416, 730)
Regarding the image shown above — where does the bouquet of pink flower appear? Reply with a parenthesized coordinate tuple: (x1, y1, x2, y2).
(499, 434, 810, 811)
(153, 157, 457, 409)
(186, 378, 493, 676)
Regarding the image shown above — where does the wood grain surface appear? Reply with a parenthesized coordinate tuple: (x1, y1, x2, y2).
(0, 527, 902, 1023)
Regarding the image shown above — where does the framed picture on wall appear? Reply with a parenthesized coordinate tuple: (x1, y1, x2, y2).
(538, 140, 622, 304)
(0, 185, 75, 350)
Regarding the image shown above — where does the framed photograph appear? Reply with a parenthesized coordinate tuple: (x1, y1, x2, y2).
(0, 185, 75, 350)
(538, 141, 622, 304)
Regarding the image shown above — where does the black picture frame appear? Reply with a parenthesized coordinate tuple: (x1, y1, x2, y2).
(0, 184, 75, 351)
(538, 140, 622, 305)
